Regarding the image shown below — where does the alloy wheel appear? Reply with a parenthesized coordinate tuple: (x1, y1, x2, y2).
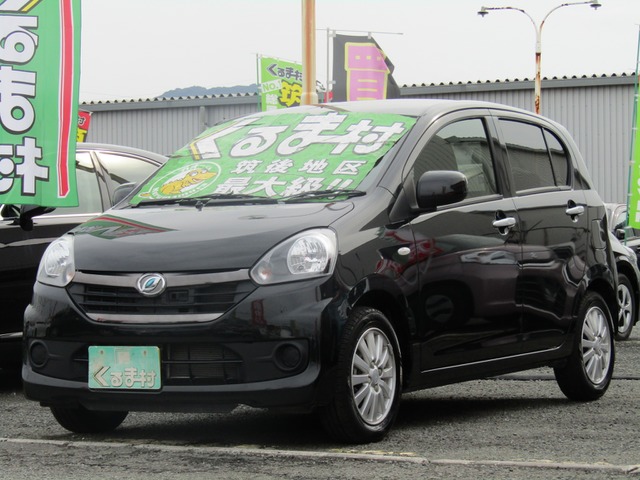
(617, 281, 633, 336)
(350, 327, 397, 426)
(581, 305, 612, 385)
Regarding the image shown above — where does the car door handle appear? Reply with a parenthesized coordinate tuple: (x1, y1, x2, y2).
(566, 203, 585, 223)
(493, 217, 516, 228)
(566, 205, 585, 216)
(492, 216, 516, 235)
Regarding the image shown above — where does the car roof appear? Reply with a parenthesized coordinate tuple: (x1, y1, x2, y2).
(258, 98, 539, 119)
(77, 142, 168, 164)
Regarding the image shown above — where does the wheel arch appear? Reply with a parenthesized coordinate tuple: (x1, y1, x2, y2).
(346, 276, 416, 387)
(616, 259, 640, 324)
(584, 277, 617, 331)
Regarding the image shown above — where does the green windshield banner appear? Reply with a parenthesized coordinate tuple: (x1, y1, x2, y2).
(0, 0, 81, 207)
(259, 56, 303, 111)
(133, 112, 416, 204)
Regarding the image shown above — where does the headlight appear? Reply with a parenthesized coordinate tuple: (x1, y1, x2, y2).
(250, 229, 337, 285)
(37, 235, 75, 287)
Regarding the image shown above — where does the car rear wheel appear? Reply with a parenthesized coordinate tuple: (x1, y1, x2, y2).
(615, 273, 635, 340)
(320, 307, 402, 443)
(51, 405, 128, 433)
(554, 291, 614, 401)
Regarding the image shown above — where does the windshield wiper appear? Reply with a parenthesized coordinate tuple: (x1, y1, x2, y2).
(131, 193, 278, 208)
(280, 189, 365, 203)
(130, 191, 363, 208)
(130, 198, 180, 207)
(195, 194, 279, 206)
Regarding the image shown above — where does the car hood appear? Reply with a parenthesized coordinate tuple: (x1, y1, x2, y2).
(70, 202, 354, 272)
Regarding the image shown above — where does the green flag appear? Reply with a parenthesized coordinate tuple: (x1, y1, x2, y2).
(0, 0, 81, 207)
(259, 56, 303, 111)
(627, 30, 640, 228)
(631, 83, 640, 227)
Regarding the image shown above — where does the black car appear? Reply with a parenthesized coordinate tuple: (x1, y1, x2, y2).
(610, 234, 640, 340)
(605, 203, 640, 339)
(606, 202, 640, 255)
(0, 143, 166, 369)
(23, 100, 617, 443)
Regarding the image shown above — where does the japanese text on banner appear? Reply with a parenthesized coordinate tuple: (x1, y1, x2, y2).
(0, 0, 81, 207)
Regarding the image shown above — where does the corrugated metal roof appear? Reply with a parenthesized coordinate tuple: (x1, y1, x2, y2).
(81, 72, 636, 107)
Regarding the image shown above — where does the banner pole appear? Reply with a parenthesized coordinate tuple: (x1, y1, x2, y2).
(301, 0, 318, 105)
(326, 28, 332, 102)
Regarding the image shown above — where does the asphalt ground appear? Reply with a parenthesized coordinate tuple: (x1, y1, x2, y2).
(1, 330, 639, 479)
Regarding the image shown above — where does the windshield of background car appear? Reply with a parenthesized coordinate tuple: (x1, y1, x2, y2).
(130, 111, 417, 204)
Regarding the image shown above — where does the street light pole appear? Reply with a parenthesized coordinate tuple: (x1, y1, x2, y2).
(478, 1, 602, 114)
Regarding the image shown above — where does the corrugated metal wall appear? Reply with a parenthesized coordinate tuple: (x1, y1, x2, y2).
(81, 75, 637, 203)
(84, 98, 260, 156)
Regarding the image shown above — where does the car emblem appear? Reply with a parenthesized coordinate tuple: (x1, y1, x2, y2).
(136, 273, 166, 297)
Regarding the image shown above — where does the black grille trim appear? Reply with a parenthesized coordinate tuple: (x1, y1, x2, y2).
(164, 344, 243, 385)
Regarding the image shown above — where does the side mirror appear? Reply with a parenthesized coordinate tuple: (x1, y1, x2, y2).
(615, 228, 626, 241)
(416, 170, 468, 210)
(19, 205, 55, 231)
(111, 182, 136, 206)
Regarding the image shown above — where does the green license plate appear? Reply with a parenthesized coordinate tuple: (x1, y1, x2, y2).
(88, 346, 161, 390)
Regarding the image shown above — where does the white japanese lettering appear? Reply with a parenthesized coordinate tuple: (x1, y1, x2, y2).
(230, 125, 288, 157)
(14, 136, 47, 195)
(0, 15, 38, 63)
(0, 66, 35, 133)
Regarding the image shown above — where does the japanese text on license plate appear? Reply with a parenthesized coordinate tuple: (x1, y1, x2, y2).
(88, 346, 161, 390)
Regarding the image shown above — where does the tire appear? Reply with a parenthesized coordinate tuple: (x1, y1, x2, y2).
(320, 307, 402, 443)
(615, 273, 635, 341)
(50, 405, 128, 433)
(554, 291, 614, 401)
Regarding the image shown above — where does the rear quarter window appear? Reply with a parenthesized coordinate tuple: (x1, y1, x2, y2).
(97, 152, 161, 192)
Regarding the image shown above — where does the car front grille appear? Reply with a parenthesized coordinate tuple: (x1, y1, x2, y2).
(68, 270, 255, 323)
(65, 343, 245, 385)
(164, 343, 243, 385)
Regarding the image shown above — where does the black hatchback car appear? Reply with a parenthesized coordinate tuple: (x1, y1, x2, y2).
(0, 143, 166, 369)
(23, 100, 617, 443)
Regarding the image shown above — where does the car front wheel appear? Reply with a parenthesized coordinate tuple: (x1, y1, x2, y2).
(554, 291, 614, 401)
(51, 405, 128, 433)
(320, 307, 402, 443)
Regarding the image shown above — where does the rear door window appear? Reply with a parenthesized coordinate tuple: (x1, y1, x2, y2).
(499, 120, 571, 192)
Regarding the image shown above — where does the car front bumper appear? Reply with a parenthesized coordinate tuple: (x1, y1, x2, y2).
(23, 276, 343, 413)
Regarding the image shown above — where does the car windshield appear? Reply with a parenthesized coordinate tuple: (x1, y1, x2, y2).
(130, 110, 416, 205)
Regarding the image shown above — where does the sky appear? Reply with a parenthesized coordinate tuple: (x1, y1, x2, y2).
(79, 0, 640, 102)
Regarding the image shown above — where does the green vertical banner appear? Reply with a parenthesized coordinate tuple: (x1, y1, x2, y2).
(627, 31, 640, 228)
(0, 0, 81, 207)
(258, 56, 303, 111)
